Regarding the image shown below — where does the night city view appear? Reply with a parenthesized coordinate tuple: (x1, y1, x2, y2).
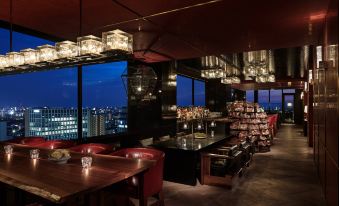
(0, 28, 128, 141)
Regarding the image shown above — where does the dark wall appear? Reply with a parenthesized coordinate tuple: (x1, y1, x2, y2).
(313, 0, 338, 205)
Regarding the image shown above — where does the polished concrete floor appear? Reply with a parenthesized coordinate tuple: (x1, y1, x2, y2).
(160, 124, 326, 206)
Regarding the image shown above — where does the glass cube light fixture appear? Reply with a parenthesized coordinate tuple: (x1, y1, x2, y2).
(56, 41, 78, 58)
(77, 35, 103, 55)
(256, 75, 267, 83)
(201, 69, 224, 79)
(267, 74, 275, 82)
(102, 29, 133, 53)
(7, 52, 24, 66)
(21, 48, 38, 64)
(221, 77, 233, 84)
(37, 45, 57, 62)
(0, 55, 9, 69)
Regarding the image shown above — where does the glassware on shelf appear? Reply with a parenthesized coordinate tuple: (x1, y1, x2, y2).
(81, 156, 92, 169)
(102, 29, 133, 53)
(0, 55, 9, 69)
(4, 145, 13, 155)
(30, 149, 40, 159)
(55, 41, 78, 58)
(7, 52, 25, 66)
(21, 48, 38, 64)
(77, 35, 103, 55)
(37, 45, 57, 62)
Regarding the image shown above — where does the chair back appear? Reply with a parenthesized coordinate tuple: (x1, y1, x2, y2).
(6, 137, 46, 146)
(139, 137, 154, 147)
(69, 143, 113, 154)
(36, 140, 76, 149)
(111, 148, 165, 198)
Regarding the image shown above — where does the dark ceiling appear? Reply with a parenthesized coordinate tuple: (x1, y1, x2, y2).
(0, 0, 330, 62)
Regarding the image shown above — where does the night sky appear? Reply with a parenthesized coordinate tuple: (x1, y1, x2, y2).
(0, 28, 127, 108)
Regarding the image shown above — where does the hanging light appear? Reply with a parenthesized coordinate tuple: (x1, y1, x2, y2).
(102, 29, 133, 53)
(256, 75, 267, 83)
(37, 45, 57, 62)
(77, 35, 103, 55)
(21, 49, 38, 64)
(55, 41, 78, 58)
(267, 74, 275, 82)
(0, 55, 9, 69)
(7, 52, 24, 66)
(0, 29, 133, 74)
(201, 56, 224, 79)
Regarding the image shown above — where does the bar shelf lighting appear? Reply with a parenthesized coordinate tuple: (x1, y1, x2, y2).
(0, 29, 133, 73)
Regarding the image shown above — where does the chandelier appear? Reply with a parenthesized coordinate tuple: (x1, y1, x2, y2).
(200, 56, 225, 79)
(243, 50, 275, 83)
(221, 63, 241, 84)
(0, 29, 133, 73)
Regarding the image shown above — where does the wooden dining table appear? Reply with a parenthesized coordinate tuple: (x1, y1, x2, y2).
(0, 142, 155, 206)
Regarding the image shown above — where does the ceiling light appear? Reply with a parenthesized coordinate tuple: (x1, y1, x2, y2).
(56, 41, 78, 58)
(0, 55, 9, 69)
(21, 49, 38, 65)
(102, 29, 133, 53)
(37, 45, 57, 62)
(77, 35, 103, 55)
(7, 52, 24, 66)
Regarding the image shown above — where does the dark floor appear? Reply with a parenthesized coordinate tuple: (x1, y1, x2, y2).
(159, 124, 326, 206)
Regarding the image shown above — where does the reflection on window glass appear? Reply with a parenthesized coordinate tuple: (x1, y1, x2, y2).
(246, 90, 254, 102)
(177, 75, 193, 106)
(258, 90, 269, 110)
(283, 89, 295, 93)
(194, 80, 205, 106)
(13, 31, 53, 51)
(83, 61, 128, 137)
(270, 89, 282, 111)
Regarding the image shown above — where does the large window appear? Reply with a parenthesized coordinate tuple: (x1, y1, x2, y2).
(177, 75, 206, 107)
(83, 62, 128, 137)
(177, 75, 193, 106)
(194, 80, 205, 106)
(269, 89, 282, 111)
(258, 90, 269, 110)
(246, 90, 254, 102)
(0, 28, 128, 140)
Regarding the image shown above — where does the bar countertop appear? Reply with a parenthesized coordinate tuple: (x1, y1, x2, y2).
(152, 135, 229, 151)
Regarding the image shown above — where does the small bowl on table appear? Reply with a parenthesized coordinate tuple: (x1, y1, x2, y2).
(48, 149, 71, 164)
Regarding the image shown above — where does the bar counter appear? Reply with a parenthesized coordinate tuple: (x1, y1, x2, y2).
(152, 134, 230, 185)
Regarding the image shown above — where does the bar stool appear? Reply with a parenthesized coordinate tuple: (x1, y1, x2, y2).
(110, 148, 165, 206)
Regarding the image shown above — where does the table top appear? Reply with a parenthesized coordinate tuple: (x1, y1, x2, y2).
(0, 143, 155, 204)
(152, 135, 228, 151)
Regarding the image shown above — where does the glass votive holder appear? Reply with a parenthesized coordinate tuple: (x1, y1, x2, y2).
(30, 149, 40, 159)
(7, 52, 24, 66)
(55, 41, 78, 58)
(81, 156, 92, 169)
(102, 29, 133, 53)
(21, 48, 38, 64)
(77, 35, 103, 55)
(4, 145, 13, 155)
(0, 55, 9, 68)
(37, 45, 57, 62)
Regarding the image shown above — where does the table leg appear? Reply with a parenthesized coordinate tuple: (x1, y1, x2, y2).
(136, 172, 146, 206)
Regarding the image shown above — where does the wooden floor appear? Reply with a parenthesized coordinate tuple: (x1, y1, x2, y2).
(157, 124, 326, 206)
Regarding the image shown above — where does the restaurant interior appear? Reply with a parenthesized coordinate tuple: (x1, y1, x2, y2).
(0, 0, 338, 206)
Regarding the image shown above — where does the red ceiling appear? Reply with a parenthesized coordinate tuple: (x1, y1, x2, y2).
(0, 0, 331, 62)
